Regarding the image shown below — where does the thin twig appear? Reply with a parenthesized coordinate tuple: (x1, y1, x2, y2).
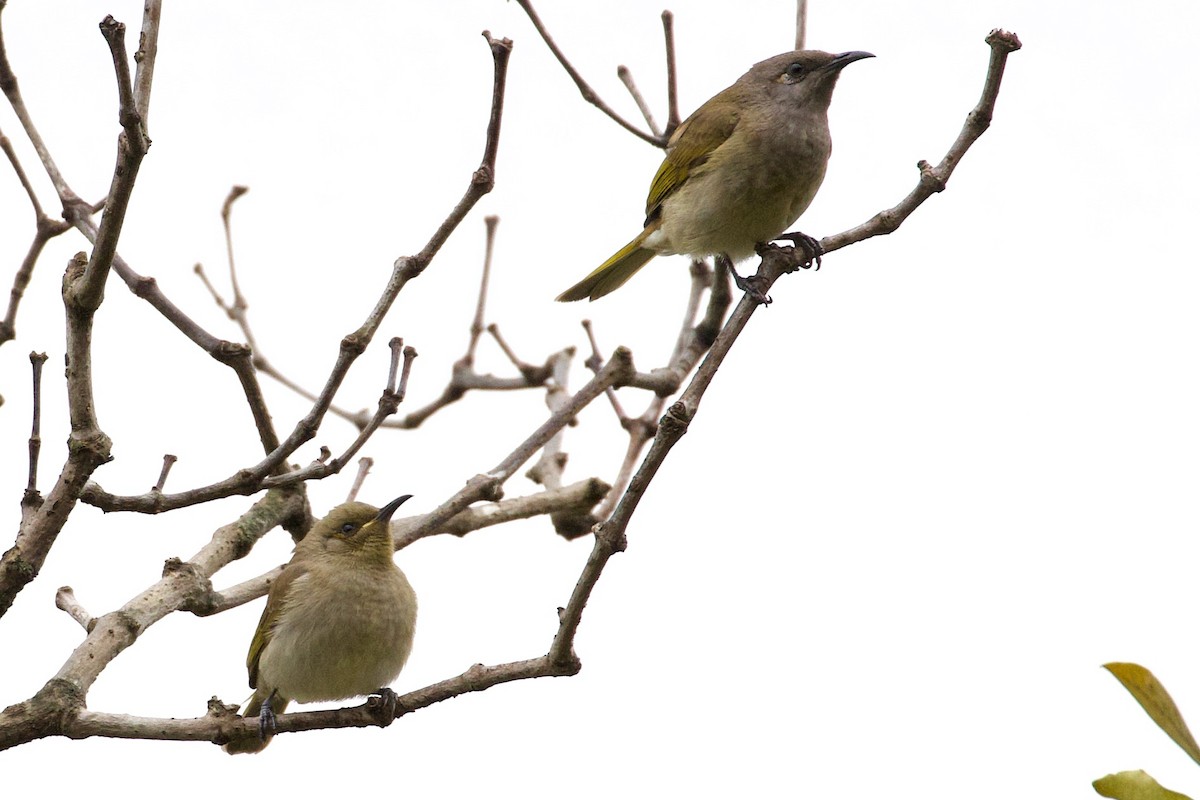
(580, 319, 627, 421)
(260, 347, 415, 489)
(347, 458, 373, 502)
(386, 337, 405, 394)
(513, 0, 664, 147)
(82, 34, 517, 512)
(0, 138, 70, 346)
(662, 11, 680, 135)
(0, 128, 46, 216)
(387, 350, 556, 430)
(795, 0, 808, 50)
(192, 263, 227, 310)
(54, 586, 95, 633)
(525, 351, 572, 491)
(821, 30, 1023, 255)
(581, 262, 713, 521)
(616, 65, 661, 139)
(221, 185, 251, 315)
(393, 478, 610, 548)
(203, 185, 285, 463)
(151, 455, 177, 493)
(214, 213, 547, 434)
(0, 2, 85, 208)
(397, 346, 417, 401)
(25, 351, 47, 494)
(71, 17, 152, 311)
(467, 216, 499, 363)
(132, 0, 162, 127)
(403, 33, 512, 280)
(1, 261, 112, 619)
(487, 324, 528, 374)
(592, 261, 727, 398)
(380, 348, 635, 557)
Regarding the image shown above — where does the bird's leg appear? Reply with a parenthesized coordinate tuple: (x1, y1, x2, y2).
(258, 691, 279, 741)
(719, 254, 772, 306)
(771, 231, 823, 271)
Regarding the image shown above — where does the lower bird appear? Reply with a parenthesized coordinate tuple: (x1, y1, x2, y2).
(556, 49, 873, 302)
(223, 496, 417, 754)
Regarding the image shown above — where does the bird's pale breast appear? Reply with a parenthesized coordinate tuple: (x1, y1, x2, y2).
(658, 111, 831, 261)
(256, 561, 416, 703)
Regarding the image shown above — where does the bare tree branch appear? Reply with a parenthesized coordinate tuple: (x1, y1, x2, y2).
(0, 490, 307, 749)
(513, 0, 665, 147)
(662, 10, 680, 135)
(377, 219, 562, 430)
(80, 34, 517, 512)
(220, 186, 251, 319)
(54, 586, 94, 633)
(150, 454, 177, 494)
(0, 6, 1021, 754)
(199, 476, 608, 619)
(538, 30, 1024, 669)
(24, 351, 47, 496)
(131, 0, 162, 129)
(404, 32, 512, 279)
(0, 3, 295, 615)
(261, 355, 413, 489)
(74, 16, 151, 309)
(0, 1, 84, 207)
(0, 259, 117, 614)
(345, 458, 373, 503)
(616, 65, 661, 139)
(0, 137, 71, 347)
(821, 29, 1023, 254)
(795, 0, 808, 50)
(467, 215, 499, 363)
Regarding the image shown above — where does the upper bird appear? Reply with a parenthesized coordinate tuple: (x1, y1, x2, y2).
(556, 49, 873, 302)
(223, 496, 417, 754)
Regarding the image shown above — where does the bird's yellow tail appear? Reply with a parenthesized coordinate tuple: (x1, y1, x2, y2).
(556, 229, 658, 302)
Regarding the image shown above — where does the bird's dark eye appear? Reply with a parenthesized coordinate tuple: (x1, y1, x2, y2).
(340, 523, 355, 534)
(786, 62, 805, 80)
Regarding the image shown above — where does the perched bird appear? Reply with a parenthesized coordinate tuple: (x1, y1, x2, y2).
(223, 496, 417, 754)
(556, 49, 873, 302)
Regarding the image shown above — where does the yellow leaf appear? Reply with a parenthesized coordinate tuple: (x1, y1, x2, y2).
(1093, 769, 1193, 800)
(1104, 662, 1200, 765)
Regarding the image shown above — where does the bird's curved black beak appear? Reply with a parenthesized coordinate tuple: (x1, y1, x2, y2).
(829, 51, 875, 70)
(376, 494, 413, 523)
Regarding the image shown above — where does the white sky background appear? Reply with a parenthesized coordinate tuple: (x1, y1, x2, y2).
(1, 0, 1198, 796)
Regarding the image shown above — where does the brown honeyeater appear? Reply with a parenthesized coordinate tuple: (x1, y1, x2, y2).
(557, 49, 873, 302)
(223, 496, 416, 754)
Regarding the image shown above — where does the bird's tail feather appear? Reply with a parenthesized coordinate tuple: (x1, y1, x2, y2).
(557, 230, 659, 302)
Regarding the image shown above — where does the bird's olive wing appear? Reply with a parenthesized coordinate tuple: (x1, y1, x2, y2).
(246, 562, 308, 688)
(644, 102, 740, 223)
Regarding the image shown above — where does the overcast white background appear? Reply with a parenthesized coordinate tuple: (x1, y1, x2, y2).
(1, 0, 1198, 797)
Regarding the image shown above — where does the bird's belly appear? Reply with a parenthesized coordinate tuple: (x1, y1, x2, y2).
(659, 137, 829, 261)
(257, 571, 416, 703)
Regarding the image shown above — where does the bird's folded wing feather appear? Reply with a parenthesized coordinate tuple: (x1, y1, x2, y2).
(644, 103, 741, 224)
(246, 564, 308, 688)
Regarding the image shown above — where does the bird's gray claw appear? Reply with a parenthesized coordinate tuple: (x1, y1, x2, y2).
(729, 268, 773, 306)
(257, 701, 277, 741)
(777, 231, 823, 270)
